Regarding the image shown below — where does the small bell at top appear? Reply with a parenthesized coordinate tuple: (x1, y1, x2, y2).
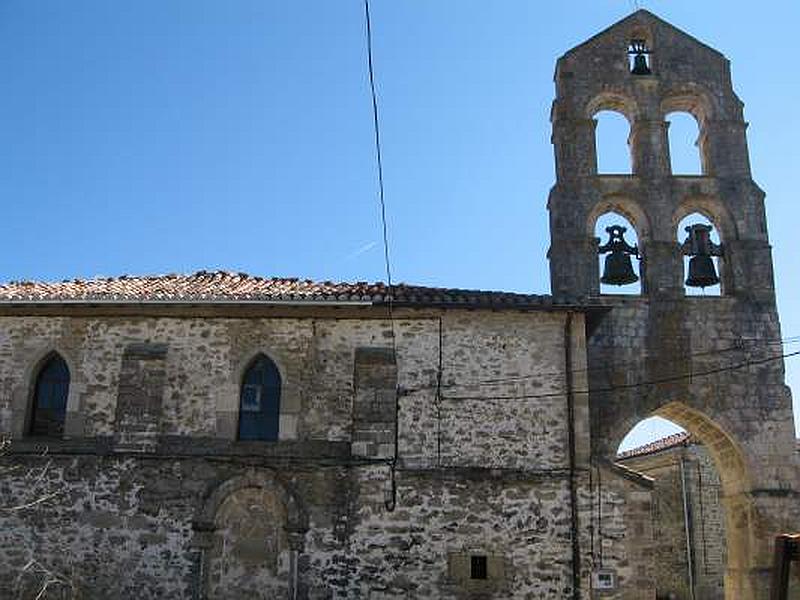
(628, 39, 652, 76)
(631, 53, 651, 75)
(598, 225, 640, 286)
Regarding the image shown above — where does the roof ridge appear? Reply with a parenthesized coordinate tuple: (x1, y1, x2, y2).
(616, 430, 692, 459)
(0, 271, 571, 309)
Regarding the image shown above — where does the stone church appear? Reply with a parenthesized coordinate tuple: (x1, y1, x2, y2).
(0, 10, 798, 600)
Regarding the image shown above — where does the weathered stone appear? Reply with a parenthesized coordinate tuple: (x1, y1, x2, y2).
(0, 9, 796, 600)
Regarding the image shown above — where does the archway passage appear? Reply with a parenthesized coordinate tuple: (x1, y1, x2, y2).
(617, 415, 727, 599)
(609, 404, 757, 600)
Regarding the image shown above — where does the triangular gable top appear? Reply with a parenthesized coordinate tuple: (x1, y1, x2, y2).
(561, 9, 726, 61)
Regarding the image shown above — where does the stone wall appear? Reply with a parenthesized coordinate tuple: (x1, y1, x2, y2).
(619, 441, 727, 599)
(588, 462, 656, 599)
(0, 307, 593, 599)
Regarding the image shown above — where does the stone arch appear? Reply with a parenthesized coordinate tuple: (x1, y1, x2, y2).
(589, 196, 649, 294)
(661, 86, 718, 127)
(609, 402, 761, 599)
(216, 348, 300, 441)
(13, 345, 83, 438)
(233, 349, 288, 391)
(653, 402, 750, 497)
(196, 469, 307, 533)
(662, 89, 719, 176)
(585, 91, 639, 124)
(673, 199, 730, 295)
(237, 353, 282, 441)
(586, 94, 639, 175)
(672, 195, 737, 243)
(194, 470, 308, 599)
(587, 195, 652, 241)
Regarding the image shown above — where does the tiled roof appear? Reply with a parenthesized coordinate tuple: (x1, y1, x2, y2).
(0, 270, 562, 309)
(616, 431, 691, 460)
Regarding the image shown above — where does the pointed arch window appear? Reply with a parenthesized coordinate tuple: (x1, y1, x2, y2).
(238, 354, 281, 441)
(29, 353, 70, 437)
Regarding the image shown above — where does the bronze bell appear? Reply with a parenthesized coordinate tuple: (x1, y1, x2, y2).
(599, 225, 639, 286)
(631, 53, 651, 76)
(686, 255, 719, 288)
(601, 250, 639, 285)
(683, 224, 721, 288)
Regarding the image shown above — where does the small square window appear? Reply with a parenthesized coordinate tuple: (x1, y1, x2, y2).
(593, 569, 617, 590)
(470, 555, 488, 580)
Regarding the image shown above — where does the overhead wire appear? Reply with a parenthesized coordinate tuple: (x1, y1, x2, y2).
(364, 0, 395, 335)
(363, 0, 400, 511)
(438, 349, 800, 402)
(397, 335, 800, 396)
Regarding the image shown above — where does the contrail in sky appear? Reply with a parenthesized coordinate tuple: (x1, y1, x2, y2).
(343, 241, 377, 262)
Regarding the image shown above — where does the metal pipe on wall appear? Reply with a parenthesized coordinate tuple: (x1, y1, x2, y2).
(679, 455, 696, 600)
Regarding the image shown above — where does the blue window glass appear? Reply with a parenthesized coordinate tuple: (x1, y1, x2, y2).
(238, 354, 281, 441)
(30, 354, 70, 437)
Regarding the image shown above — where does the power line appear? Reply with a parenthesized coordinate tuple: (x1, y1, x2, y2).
(363, 0, 395, 329)
(398, 336, 800, 395)
(363, 0, 400, 512)
(437, 349, 800, 402)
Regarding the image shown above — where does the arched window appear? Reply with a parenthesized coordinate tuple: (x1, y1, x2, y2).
(238, 354, 281, 441)
(29, 353, 70, 437)
(594, 110, 632, 174)
(667, 111, 703, 175)
(678, 213, 722, 296)
(596, 212, 642, 295)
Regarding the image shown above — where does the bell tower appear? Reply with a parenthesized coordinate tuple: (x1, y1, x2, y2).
(548, 11, 799, 599)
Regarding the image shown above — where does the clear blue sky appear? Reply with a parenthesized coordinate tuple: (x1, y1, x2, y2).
(1, 1, 798, 445)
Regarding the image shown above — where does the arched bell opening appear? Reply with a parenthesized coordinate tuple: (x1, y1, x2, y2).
(626, 28, 654, 76)
(595, 212, 642, 295)
(677, 213, 723, 296)
(594, 110, 633, 174)
(662, 91, 717, 176)
(667, 111, 704, 175)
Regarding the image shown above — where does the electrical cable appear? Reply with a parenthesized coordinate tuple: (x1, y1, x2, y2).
(363, 0, 400, 511)
(364, 0, 395, 329)
(438, 349, 800, 402)
(397, 335, 800, 396)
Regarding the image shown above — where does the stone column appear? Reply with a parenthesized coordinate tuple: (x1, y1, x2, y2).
(549, 236, 601, 300)
(552, 118, 598, 179)
(630, 119, 671, 178)
(702, 120, 751, 179)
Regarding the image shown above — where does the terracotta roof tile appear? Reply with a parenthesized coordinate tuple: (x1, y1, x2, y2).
(616, 431, 692, 460)
(0, 270, 563, 309)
